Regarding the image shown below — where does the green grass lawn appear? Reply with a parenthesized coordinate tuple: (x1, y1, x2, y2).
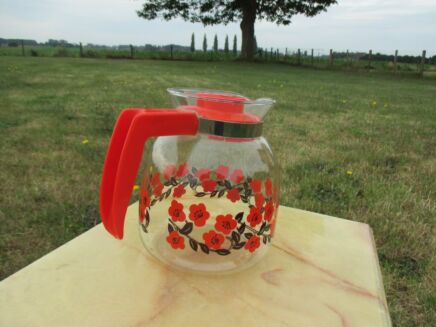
(0, 56, 435, 326)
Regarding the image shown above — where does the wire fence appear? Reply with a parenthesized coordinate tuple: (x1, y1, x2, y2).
(1, 41, 435, 77)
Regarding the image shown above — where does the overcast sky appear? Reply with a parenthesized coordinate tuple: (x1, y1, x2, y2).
(0, 0, 435, 56)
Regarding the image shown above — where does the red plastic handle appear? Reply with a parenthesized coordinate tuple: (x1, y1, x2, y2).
(100, 108, 198, 239)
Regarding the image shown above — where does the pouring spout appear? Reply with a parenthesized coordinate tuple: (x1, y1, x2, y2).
(246, 97, 275, 121)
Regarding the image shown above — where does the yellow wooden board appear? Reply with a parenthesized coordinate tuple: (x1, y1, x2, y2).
(0, 203, 391, 326)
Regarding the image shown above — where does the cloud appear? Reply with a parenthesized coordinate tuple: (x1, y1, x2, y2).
(0, 0, 434, 55)
(333, 0, 436, 21)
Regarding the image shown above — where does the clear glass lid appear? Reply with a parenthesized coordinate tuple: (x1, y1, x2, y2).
(167, 88, 275, 124)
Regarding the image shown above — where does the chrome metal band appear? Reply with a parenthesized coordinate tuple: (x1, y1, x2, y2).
(198, 118, 263, 138)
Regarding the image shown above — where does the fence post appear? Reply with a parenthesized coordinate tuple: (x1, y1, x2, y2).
(420, 50, 426, 75)
(79, 42, 83, 57)
(270, 47, 273, 60)
(394, 50, 398, 72)
(368, 49, 372, 70)
(297, 48, 301, 65)
(329, 49, 333, 66)
(170, 45, 174, 60)
(130, 45, 134, 58)
(285, 48, 288, 59)
(311, 49, 314, 66)
(346, 49, 350, 66)
(21, 40, 25, 56)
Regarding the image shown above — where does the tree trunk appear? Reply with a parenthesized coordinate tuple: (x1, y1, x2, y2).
(240, 1, 256, 60)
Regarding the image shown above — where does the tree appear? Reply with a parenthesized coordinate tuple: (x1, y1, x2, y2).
(232, 35, 237, 56)
(213, 34, 218, 52)
(202, 34, 207, 52)
(190, 33, 195, 52)
(137, 0, 337, 60)
(224, 35, 229, 53)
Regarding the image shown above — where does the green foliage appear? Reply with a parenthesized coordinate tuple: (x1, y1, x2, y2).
(0, 46, 434, 76)
(190, 33, 195, 52)
(137, 0, 337, 25)
(137, 0, 337, 59)
(83, 49, 98, 59)
(233, 35, 237, 56)
(0, 38, 37, 46)
(47, 39, 71, 47)
(360, 51, 431, 64)
(54, 48, 69, 57)
(202, 34, 207, 52)
(213, 34, 218, 52)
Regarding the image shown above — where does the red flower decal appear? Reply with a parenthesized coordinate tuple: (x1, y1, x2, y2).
(264, 201, 275, 222)
(215, 165, 229, 180)
(226, 188, 241, 202)
(139, 188, 151, 222)
(168, 200, 185, 222)
(202, 179, 217, 192)
(153, 183, 164, 197)
(140, 187, 151, 208)
(247, 207, 262, 227)
(176, 163, 188, 177)
(151, 172, 161, 187)
(196, 168, 210, 181)
(166, 231, 185, 249)
(215, 214, 237, 235)
(151, 172, 163, 196)
(189, 203, 210, 227)
(255, 193, 265, 208)
(230, 169, 244, 184)
(203, 230, 225, 250)
(173, 184, 186, 198)
(250, 179, 262, 193)
(245, 235, 261, 253)
(163, 164, 176, 180)
(265, 178, 273, 197)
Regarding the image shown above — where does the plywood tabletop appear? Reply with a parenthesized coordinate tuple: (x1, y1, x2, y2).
(0, 203, 391, 326)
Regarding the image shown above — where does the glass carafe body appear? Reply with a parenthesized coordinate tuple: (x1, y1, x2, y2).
(126, 88, 280, 273)
(138, 132, 279, 273)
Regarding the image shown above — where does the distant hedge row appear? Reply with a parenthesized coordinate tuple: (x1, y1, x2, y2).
(1, 45, 434, 76)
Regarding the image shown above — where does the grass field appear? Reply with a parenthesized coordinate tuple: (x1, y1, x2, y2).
(0, 56, 435, 326)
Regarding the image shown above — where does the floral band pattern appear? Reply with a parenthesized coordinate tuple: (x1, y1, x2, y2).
(139, 163, 278, 255)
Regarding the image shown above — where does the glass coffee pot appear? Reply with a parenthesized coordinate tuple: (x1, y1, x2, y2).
(100, 88, 279, 273)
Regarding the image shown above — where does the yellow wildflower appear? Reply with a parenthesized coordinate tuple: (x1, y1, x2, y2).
(81, 139, 89, 144)
(346, 170, 353, 175)
(133, 185, 140, 191)
(371, 101, 377, 108)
